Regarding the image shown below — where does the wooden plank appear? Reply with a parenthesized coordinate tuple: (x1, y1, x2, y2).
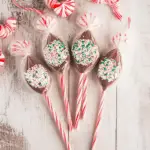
(117, 0, 144, 150)
(0, 0, 69, 150)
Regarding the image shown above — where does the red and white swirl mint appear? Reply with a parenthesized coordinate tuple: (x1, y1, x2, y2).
(77, 13, 100, 29)
(44, 0, 58, 8)
(5, 18, 17, 31)
(0, 25, 6, 38)
(52, 0, 75, 18)
(0, 49, 5, 72)
(35, 15, 56, 31)
(9, 40, 31, 57)
(0, 18, 17, 39)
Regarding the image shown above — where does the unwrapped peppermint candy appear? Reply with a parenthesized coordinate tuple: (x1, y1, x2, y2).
(0, 49, 5, 73)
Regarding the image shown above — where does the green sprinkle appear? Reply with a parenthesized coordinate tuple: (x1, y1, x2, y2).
(71, 39, 99, 66)
(43, 40, 69, 67)
(24, 64, 49, 89)
(98, 58, 121, 82)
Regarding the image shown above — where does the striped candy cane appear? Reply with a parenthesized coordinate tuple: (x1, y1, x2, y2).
(107, 0, 122, 20)
(43, 90, 71, 150)
(60, 72, 73, 131)
(74, 73, 86, 128)
(91, 90, 105, 149)
(12, 0, 43, 16)
(80, 75, 88, 119)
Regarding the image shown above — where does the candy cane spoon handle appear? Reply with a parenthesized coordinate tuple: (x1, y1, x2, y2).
(43, 91, 71, 150)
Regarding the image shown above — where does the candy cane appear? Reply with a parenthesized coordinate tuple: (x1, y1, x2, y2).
(43, 90, 71, 150)
(91, 90, 105, 150)
(9, 40, 31, 56)
(74, 73, 86, 128)
(60, 72, 73, 131)
(80, 75, 88, 119)
(0, 18, 17, 39)
(106, 0, 122, 20)
(12, 0, 43, 16)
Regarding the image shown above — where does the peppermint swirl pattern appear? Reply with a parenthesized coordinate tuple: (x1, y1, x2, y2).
(43, 40, 69, 67)
(98, 58, 121, 82)
(72, 39, 99, 66)
(24, 64, 49, 89)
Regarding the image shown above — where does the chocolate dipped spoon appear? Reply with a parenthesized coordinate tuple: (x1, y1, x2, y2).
(35, 15, 73, 131)
(91, 48, 122, 150)
(9, 40, 71, 150)
(71, 13, 100, 128)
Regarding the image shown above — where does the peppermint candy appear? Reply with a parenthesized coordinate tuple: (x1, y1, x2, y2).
(54, 0, 75, 17)
(98, 58, 121, 82)
(0, 49, 5, 72)
(45, 0, 75, 18)
(0, 18, 17, 39)
(72, 39, 99, 66)
(35, 15, 56, 31)
(77, 12, 100, 28)
(24, 64, 50, 89)
(9, 40, 31, 56)
(44, 0, 58, 8)
(43, 40, 69, 67)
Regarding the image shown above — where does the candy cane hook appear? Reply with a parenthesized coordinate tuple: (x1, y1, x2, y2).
(0, 18, 17, 39)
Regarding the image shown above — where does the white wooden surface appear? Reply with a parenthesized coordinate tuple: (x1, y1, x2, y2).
(0, 0, 149, 150)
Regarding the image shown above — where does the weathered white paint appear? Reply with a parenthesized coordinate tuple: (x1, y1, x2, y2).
(0, 0, 149, 150)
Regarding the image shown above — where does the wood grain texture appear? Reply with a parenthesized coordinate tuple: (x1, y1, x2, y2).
(1, 0, 149, 150)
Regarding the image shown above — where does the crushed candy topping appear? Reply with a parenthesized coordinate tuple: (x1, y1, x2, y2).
(24, 64, 49, 88)
(71, 39, 99, 66)
(43, 40, 69, 67)
(98, 58, 121, 82)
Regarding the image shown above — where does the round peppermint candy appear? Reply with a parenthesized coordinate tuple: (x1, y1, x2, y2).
(43, 40, 69, 67)
(98, 58, 121, 82)
(24, 64, 50, 89)
(71, 39, 99, 66)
